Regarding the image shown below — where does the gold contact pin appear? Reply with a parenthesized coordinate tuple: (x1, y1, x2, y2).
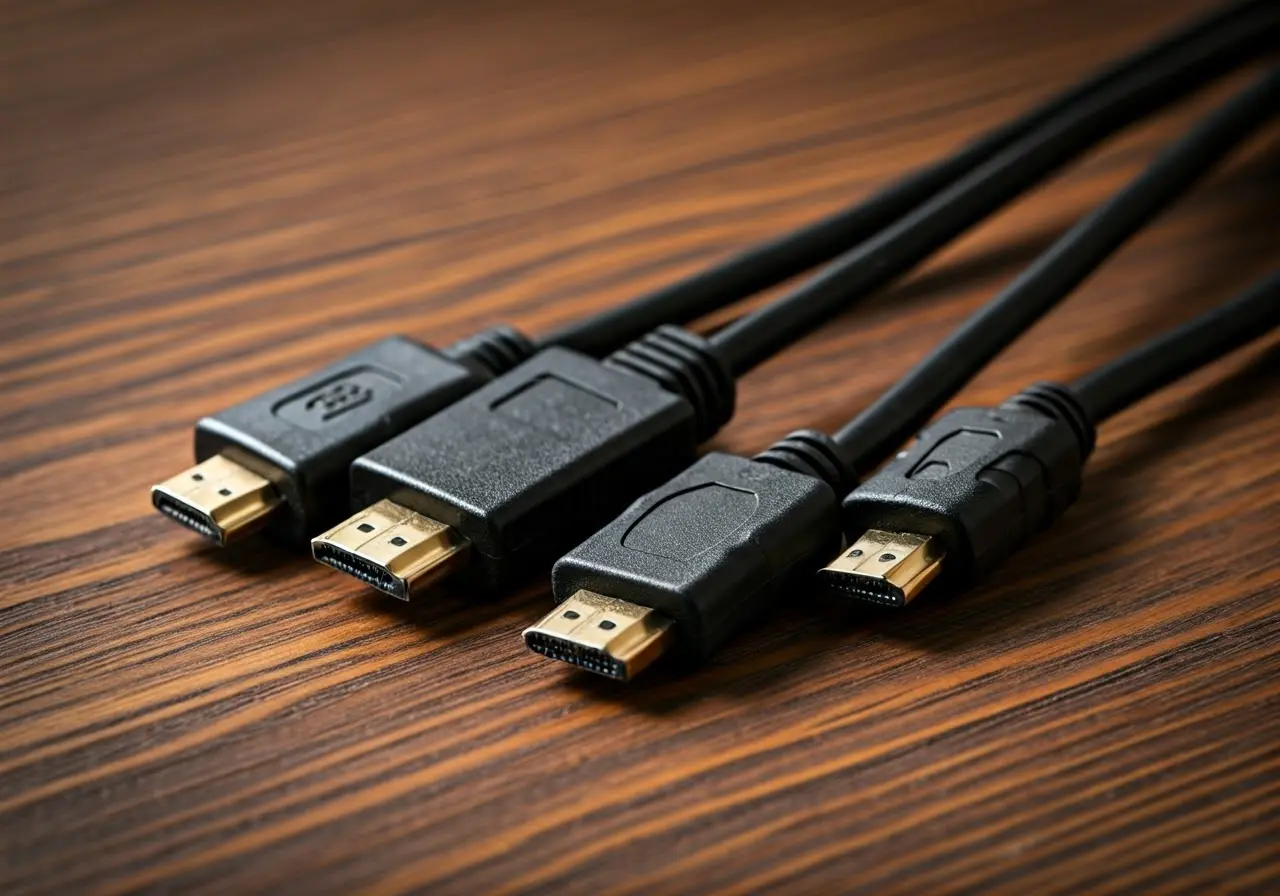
(819, 530, 945, 607)
(151, 454, 282, 546)
(311, 499, 470, 600)
(523, 590, 674, 681)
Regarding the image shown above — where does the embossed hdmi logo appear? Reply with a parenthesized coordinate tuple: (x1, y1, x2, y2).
(273, 367, 403, 430)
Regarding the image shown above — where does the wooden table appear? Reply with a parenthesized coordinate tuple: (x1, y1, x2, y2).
(4, 0, 1278, 891)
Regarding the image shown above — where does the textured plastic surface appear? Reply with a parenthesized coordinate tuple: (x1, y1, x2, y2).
(840, 384, 1095, 586)
(195, 336, 490, 546)
(553, 452, 842, 660)
(350, 347, 707, 592)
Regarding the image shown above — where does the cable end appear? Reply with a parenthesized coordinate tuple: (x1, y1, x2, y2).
(151, 454, 282, 546)
(311, 499, 470, 600)
(523, 590, 674, 681)
(819, 530, 944, 607)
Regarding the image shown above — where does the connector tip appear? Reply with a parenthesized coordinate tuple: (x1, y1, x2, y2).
(151, 454, 281, 546)
(311, 499, 470, 600)
(523, 590, 674, 681)
(818, 530, 944, 607)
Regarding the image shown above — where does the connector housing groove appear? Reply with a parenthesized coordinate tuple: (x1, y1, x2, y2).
(755, 429, 856, 494)
(445, 325, 536, 380)
(1002, 381, 1096, 456)
(605, 325, 735, 442)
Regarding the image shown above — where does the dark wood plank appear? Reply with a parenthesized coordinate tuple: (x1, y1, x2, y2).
(2, 0, 1278, 891)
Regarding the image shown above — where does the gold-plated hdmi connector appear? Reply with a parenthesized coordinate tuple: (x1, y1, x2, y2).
(311, 499, 469, 600)
(151, 454, 282, 546)
(523, 590, 674, 681)
(818, 530, 945, 607)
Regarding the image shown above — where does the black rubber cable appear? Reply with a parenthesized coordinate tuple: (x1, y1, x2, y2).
(1071, 269, 1280, 423)
(830, 65, 1280, 471)
(537, 0, 1273, 357)
(706, 7, 1280, 379)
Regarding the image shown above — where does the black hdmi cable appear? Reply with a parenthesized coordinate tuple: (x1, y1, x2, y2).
(152, 0, 1274, 550)
(312, 17, 1279, 601)
(823, 270, 1279, 609)
(524, 67, 1280, 681)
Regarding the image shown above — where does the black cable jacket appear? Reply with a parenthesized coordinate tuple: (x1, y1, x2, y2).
(707, 7, 1280, 379)
(537, 0, 1271, 357)
(1071, 269, 1280, 423)
(832, 65, 1280, 471)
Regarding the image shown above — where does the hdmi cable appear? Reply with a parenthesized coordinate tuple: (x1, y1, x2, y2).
(153, 0, 1276, 551)
(312, 18, 1278, 600)
(525, 66, 1280, 681)
(823, 270, 1279, 608)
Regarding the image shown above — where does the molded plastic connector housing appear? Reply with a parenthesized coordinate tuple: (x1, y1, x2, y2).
(552, 452, 842, 661)
(191, 328, 533, 546)
(837, 383, 1095, 590)
(349, 330, 735, 593)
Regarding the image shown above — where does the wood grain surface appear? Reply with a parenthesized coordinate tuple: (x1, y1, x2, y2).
(3, 0, 1279, 892)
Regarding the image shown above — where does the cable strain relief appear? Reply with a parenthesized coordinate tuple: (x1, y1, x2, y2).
(444, 325, 537, 380)
(755, 429, 857, 494)
(604, 325, 736, 442)
(1002, 381, 1096, 459)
